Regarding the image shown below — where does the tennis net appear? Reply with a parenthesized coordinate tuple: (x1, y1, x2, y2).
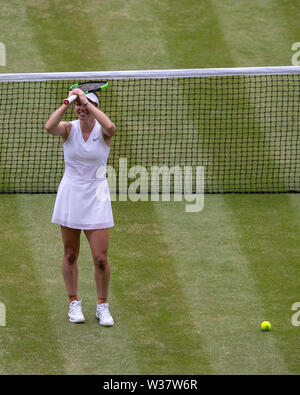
(0, 67, 300, 194)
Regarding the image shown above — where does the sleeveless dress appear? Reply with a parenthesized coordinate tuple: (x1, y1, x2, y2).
(51, 119, 114, 230)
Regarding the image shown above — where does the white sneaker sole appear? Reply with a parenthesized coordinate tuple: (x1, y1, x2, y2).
(96, 312, 114, 326)
(68, 316, 85, 323)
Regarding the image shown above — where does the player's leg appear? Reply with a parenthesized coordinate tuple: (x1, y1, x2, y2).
(84, 228, 114, 326)
(60, 225, 81, 299)
(60, 226, 85, 323)
(84, 228, 110, 302)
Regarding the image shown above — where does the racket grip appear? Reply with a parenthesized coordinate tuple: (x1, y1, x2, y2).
(63, 94, 77, 105)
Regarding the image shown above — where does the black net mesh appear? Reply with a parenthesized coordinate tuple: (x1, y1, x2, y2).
(0, 74, 299, 193)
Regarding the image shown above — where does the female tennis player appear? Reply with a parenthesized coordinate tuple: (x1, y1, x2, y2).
(45, 87, 116, 326)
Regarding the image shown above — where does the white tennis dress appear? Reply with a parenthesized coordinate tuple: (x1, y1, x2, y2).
(52, 119, 114, 230)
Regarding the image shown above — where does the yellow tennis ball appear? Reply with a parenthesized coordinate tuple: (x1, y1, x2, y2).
(261, 321, 271, 331)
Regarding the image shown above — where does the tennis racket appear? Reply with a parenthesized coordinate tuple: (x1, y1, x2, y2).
(63, 81, 108, 105)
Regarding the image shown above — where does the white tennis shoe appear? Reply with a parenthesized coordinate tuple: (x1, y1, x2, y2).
(68, 300, 85, 323)
(96, 303, 114, 326)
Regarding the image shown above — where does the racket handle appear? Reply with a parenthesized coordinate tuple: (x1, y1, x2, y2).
(63, 94, 77, 105)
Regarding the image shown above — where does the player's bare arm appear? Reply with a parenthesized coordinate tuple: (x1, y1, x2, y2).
(45, 98, 72, 140)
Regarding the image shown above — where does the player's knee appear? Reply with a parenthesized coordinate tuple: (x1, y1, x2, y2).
(93, 253, 108, 270)
(64, 250, 78, 264)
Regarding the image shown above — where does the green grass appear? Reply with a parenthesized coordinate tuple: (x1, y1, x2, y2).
(1, 0, 300, 375)
(1, 194, 300, 374)
(0, 0, 298, 74)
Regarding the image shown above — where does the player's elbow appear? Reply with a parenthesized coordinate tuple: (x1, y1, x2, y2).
(106, 122, 116, 136)
(44, 121, 52, 134)
(45, 121, 57, 136)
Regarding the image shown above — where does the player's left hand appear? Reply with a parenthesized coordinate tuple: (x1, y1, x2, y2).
(70, 88, 88, 104)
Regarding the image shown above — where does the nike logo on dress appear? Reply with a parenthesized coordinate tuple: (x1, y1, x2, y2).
(93, 137, 101, 141)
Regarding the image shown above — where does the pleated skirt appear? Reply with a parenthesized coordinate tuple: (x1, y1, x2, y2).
(52, 175, 114, 230)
